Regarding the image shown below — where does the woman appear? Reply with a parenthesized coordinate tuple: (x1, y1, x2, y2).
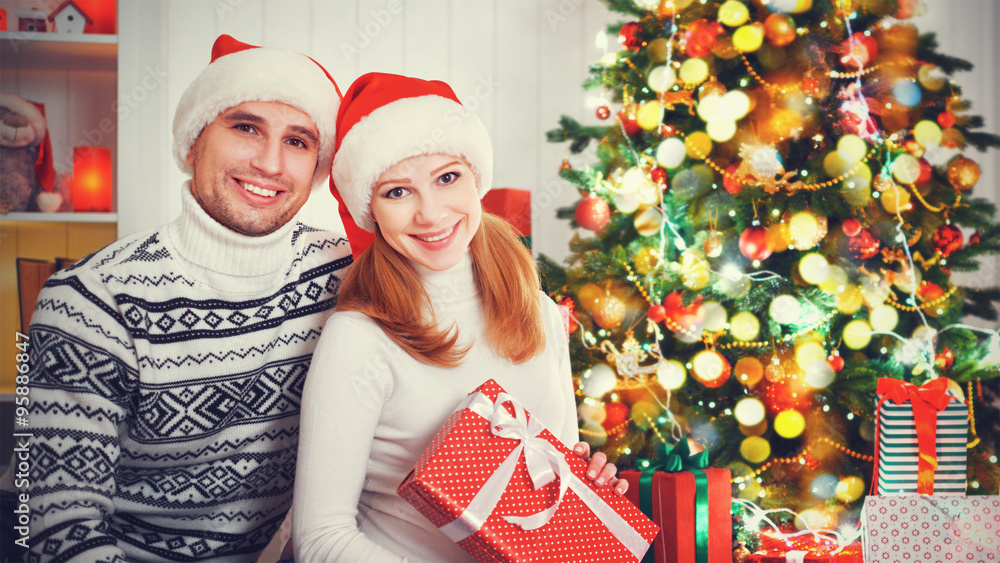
(293, 72, 623, 562)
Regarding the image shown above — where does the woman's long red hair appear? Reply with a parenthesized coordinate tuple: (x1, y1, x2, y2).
(336, 212, 544, 367)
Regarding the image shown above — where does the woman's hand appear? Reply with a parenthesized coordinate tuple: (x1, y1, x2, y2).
(572, 441, 628, 495)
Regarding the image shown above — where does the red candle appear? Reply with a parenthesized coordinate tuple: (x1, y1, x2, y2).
(72, 146, 112, 212)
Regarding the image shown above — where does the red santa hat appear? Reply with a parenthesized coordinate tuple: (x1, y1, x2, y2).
(172, 34, 341, 190)
(329, 72, 493, 256)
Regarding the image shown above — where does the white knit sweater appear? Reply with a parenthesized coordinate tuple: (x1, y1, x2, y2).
(293, 253, 577, 562)
(25, 186, 352, 562)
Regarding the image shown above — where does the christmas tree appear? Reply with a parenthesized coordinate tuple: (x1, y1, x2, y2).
(542, 0, 1000, 544)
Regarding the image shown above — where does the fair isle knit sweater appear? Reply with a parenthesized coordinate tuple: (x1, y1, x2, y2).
(26, 186, 352, 562)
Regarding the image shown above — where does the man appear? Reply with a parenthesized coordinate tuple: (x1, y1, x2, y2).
(21, 35, 350, 562)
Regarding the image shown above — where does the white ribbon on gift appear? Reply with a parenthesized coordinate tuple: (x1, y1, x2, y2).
(785, 550, 808, 563)
(437, 390, 649, 560)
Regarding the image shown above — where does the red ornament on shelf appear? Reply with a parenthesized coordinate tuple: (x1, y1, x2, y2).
(739, 225, 772, 261)
(596, 105, 611, 120)
(932, 224, 963, 257)
(848, 228, 880, 259)
(841, 217, 862, 237)
(618, 22, 645, 50)
(575, 196, 611, 231)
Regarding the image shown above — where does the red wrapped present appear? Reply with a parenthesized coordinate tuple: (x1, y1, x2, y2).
(745, 530, 863, 562)
(621, 440, 733, 562)
(398, 379, 659, 562)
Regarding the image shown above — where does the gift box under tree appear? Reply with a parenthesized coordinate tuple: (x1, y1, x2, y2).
(742, 529, 863, 562)
(398, 379, 659, 562)
(874, 377, 968, 495)
(862, 495, 1000, 562)
(620, 439, 733, 563)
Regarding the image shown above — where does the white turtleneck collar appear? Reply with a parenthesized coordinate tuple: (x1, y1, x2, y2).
(165, 183, 300, 289)
(412, 252, 478, 305)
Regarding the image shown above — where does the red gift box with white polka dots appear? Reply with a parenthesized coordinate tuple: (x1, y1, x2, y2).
(398, 379, 659, 562)
(862, 495, 1000, 562)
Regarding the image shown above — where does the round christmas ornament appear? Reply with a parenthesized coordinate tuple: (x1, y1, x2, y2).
(636, 100, 664, 130)
(916, 280, 946, 303)
(937, 110, 956, 128)
(657, 359, 687, 390)
(913, 120, 942, 148)
(947, 155, 981, 191)
(932, 223, 963, 257)
(577, 283, 604, 311)
(580, 363, 617, 398)
(617, 106, 642, 137)
(827, 351, 844, 372)
(575, 196, 610, 231)
(578, 402, 606, 425)
(601, 401, 630, 431)
(593, 292, 627, 329)
(734, 356, 765, 387)
(740, 436, 771, 464)
(764, 360, 786, 383)
(733, 23, 765, 52)
(839, 32, 878, 68)
(718, 0, 750, 26)
(918, 64, 946, 90)
(847, 228, 880, 259)
(766, 221, 791, 253)
(648, 65, 677, 92)
(702, 231, 723, 257)
(787, 209, 828, 250)
(656, 137, 688, 169)
(970, 230, 983, 245)
(934, 347, 954, 372)
(596, 104, 611, 120)
(634, 206, 663, 237)
(684, 19, 724, 58)
(836, 283, 864, 314)
(650, 166, 669, 186)
(723, 162, 743, 194)
(679, 57, 710, 84)
(774, 409, 805, 438)
(739, 225, 772, 261)
(684, 131, 713, 159)
(647, 303, 667, 323)
(764, 13, 796, 47)
(892, 154, 922, 185)
(680, 248, 711, 289)
(841, 217, 862, 237)
(915, 157, 933, 185)
(658, 0, 694, 18)
(633, 247, 660, 275)
(618, 22, 645, 50)
(691, 349, 731, 388)
(880, 182, 911, 214)
(647, 37, 671, 63)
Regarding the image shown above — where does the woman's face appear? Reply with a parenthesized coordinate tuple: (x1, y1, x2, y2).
(370, 153, 482, 271)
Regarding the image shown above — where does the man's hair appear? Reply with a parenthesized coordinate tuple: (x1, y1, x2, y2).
(336, 212, 544, 367)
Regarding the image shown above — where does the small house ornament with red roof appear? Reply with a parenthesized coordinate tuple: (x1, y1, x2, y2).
(48, 1, 93, 34)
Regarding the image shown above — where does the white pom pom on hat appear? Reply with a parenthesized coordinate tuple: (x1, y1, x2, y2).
(172, 34, 342, 190)
(329, 72, 493, 248)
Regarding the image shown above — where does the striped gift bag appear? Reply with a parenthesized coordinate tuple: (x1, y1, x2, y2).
(874, 377, 968, 495)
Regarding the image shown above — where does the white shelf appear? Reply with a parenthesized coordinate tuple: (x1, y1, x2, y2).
(0, 32, 117, 71)
(1, 212, 117, 223)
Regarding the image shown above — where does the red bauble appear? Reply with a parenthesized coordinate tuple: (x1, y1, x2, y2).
(848, 228, 880, 259)
(932, 224, 963, 257)
(647, 304, 667, 323)
(619, 22, 645, 51)
(662, 291, 703, 331)
(841, 218, 862, 237)
(916, 158, 933, 185)
(650, 166, 668, 186)
(601, 401, 630, 431)
(827, 353, 844, 372)
(970, 230, 983, 245)
(723, 162, 743, 195)
(916, 281, 946, 303)
(934, 347, 955, 372)
(739, 226, 773, 261)
(690, 350, 731, 389)
(557, 296, 579, 334)
(684, 19, 723, 58)
(839, 32, 878, 68)
(617, 107, 642, 137)
(575, 196, 610, 231)
(596, 105, 611, 120)
(937, 111, 956, 128)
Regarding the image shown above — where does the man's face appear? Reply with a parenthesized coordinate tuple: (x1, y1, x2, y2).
(187, 101, 319, 236)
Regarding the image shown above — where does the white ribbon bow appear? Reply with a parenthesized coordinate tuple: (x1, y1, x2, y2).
(437, 390, 649, 561)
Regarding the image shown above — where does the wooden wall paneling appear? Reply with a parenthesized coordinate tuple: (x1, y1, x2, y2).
(0, 225, 21, 393)
(66, 223, 118, 260)
(117, 0, 169, 239)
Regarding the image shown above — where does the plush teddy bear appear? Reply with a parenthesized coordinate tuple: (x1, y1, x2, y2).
(1, 92, 49, 213)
